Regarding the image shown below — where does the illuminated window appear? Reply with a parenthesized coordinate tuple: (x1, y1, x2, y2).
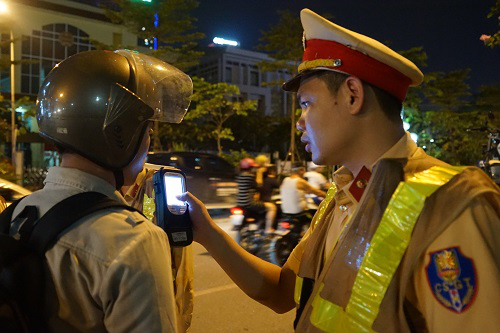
(20, 24, 95, 95)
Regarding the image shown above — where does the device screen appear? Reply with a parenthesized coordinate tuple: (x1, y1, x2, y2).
(163, 172, 187, 214)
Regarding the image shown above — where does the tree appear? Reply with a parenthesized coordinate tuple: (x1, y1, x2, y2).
(425, 69, 472, 112)
(481, 0, 500, 47)
(257, 10, 305, 165)
(185, 77, 257, 156)
(102, 0, 204, 71)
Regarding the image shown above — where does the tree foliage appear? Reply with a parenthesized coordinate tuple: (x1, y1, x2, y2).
(187, 77, 257, 156)
(400, 47, 496, 166)
(482, 0, 500, 47)
(257, 10, 303, 81)
(159, 77, 257, 155)
(102, 0, 204, 70)
(0, 95, 36, 144)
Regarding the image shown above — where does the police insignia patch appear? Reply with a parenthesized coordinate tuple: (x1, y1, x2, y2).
(426, 247, 477, 313)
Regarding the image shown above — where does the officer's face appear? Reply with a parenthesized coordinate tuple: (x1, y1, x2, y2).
(296, 76, 355, 166)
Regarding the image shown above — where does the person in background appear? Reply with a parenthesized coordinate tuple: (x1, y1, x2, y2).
(255, 154, 271, 187)
(304, 163, 329, 191)
(304, 163, 330, 205)
(280, 165, 326, 216)
(258, 165, 280, 233)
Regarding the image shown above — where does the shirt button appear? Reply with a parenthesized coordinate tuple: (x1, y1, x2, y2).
(339, 204, 347, 212)
(356, 179, 368, 189)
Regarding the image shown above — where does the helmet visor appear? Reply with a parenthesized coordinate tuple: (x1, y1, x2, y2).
(115, 49, 193, 123)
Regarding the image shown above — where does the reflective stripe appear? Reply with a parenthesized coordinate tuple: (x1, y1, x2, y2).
(309, 166, 464, 332)
(311, 184, 337, 229)
(143, 190, 156, 221)
(295, 276, 304, 304)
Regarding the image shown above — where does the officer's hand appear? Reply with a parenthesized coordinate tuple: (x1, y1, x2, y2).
(177, 192, 217, 245)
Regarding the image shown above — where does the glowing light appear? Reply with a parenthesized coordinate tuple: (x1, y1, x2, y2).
(403, 121, 410, 131)
(0, 2, 9, 14)
(430, 139, 435, 143)
(96, 96, 100, 102)
(410, 133, 419, 142)
(213, 37, 239, 47)
(59, 93, 64, 98)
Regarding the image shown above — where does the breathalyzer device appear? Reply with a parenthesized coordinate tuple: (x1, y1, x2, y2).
(152, 166, 193, 247)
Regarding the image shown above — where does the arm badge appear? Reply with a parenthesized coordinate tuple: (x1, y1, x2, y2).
(426, 247, 477, 313)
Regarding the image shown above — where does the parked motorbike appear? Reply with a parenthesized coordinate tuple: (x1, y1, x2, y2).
(467, 112, 500, 185)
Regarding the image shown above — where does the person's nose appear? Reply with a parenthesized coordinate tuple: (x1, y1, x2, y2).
(296, 112, 305, 132)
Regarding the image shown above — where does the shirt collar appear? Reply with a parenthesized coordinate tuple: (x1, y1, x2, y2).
(332, 132, 417, 205)
(44, 166, 128, 204)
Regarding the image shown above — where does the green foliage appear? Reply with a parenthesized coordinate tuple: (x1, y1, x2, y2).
(0, 95, 36, 143)
(257, 10, 303, 76)
(102, 0, 204, 70)
(405, 108, 492, 165)
(188, 77, 257, 155)
(220, 149, 251, 168)
(484, 0, 500, 47)
(425, 69, 472, 111)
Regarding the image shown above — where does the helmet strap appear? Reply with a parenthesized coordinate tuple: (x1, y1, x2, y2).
(113, 170, 124, 190)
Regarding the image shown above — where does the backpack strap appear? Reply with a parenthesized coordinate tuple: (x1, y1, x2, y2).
(28, 191, 143, 254)
(0, 198, 25, 234)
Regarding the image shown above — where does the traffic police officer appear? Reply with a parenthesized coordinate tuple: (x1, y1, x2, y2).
(182, 8, 500, 332)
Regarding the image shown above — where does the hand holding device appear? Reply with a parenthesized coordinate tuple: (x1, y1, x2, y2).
(153, 167, 193, 247)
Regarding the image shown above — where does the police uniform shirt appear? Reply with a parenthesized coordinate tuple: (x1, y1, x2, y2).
(286, 132, 500, 331)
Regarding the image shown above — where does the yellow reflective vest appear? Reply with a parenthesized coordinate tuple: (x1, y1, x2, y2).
(294, 165, 465, 332)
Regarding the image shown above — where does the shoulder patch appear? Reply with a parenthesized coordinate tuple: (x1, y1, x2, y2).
(426, 247, 477, 313)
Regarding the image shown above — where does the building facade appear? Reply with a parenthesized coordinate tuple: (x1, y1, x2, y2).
(191, 46, 291, 116)
(0, 0, 138, 171)
(1, 0, 137, 96)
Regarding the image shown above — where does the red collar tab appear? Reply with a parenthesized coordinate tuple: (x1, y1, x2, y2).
(348, 166, 372, 202)
(302, 39, 411, 102)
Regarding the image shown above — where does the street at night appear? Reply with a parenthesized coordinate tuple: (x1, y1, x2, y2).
(189, 212, 294, 333)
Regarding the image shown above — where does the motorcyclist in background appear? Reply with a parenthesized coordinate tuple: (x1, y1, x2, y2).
(304, 163, 330, 205)
(280, 164, 326, 218)
(236, 158, 276, 235)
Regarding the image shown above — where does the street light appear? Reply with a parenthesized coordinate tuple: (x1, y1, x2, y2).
(0, 0, 16, 168)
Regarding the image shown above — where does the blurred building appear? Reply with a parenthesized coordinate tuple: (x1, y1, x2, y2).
(191, 46, 292, 116)
(0, 0, 137, 172)
(0, 0, 137, 97)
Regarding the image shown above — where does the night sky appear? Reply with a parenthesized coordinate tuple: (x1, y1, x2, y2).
(77, 0, 499, 92)
(192, 0, 499, 92)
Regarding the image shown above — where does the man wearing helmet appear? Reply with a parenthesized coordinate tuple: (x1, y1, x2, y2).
(8, 50, 193, 332)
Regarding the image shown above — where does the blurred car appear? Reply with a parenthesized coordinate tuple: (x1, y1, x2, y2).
(0, 177, 32, 206)
(146, 152, 237, 204)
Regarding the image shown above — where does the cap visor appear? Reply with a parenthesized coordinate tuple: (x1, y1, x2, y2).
(282, 69, 336, 92)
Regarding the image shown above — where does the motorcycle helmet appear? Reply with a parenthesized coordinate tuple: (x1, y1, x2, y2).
(36, 49, 192, 186)
(255, 154, 270, 166)
(240, 158, 258, 170)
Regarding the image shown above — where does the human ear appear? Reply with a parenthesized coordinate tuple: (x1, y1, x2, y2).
(344, 76, 364, 115)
